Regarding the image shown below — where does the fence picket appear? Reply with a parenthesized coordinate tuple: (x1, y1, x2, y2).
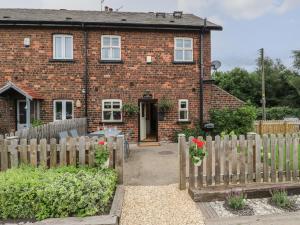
(30, 139, 38, 167)
(255, 135, 261, 182)
(60, 138, 67, 166)
(231, 135, 238, 184)
(40, 139, 47, 167)
(278, 134, 284, 182)
(215, 135, 221, 185)
(10, 140, 18, 168)
(293, 135, 299, 181)
(286, 134, 291, 181)
(206, 136, 213, 186)
(20, 139, 28, 165)
(270, 134, 277, 182)
(197, 136, 204, 188)
(1, 140, 8, 171)
(116, 135, 124, 185)
(107, 137, 114, 168)
(247, 138, 254, 183)
(224, 135, 230, 185)
(50, 139, 57, 168)
(239, 135, 246, 184)
(69, 138, 76, 166)
(79, 136, 86, 165)
(263, 134, 269, 182)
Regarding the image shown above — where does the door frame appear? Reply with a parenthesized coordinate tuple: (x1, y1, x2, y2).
(138, 99, 158, 142)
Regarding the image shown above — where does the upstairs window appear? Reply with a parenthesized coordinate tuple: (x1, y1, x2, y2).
(53, 35, 73, 59)
(174, 38, 193, 62)
(102, 99, 122, 122)
(53, 100, 74, 121)
(101, 35, 121, 60)
(178, 99, 189, 121)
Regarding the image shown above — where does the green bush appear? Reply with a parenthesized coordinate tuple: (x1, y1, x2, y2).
(226, 191, 247, 210)
(172, 124, 206, 142)
(122, 102, 139, 116)
(256, 107, 300, 120)
(270, 189, 291, 208)
(0, 166, 117, 221)
(210, 105, 257, 136)
(94, 145, 109, 168)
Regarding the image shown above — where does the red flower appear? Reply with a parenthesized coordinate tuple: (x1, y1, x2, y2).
(192, 138, 199, 143)
(197, 141, 205, 148)
(98, 141, 105, 145)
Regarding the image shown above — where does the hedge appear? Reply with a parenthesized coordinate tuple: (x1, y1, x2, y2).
(256, 107, 300, 120)
(0, 166, 117, 221)
(210, 105, 257, 136)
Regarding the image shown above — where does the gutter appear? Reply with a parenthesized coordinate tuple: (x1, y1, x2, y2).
(199, 18, 207, 128)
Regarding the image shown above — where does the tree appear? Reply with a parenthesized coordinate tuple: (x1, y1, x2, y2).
(293, 50, 300, 70)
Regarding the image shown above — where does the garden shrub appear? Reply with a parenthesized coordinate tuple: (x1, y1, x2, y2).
(210, 105, 257, 136)
(270, 189, 292, 208)
(172, 124, 206, 142)
(226, 191, 247, 210)
(0, 166, 117, 221)
(256, 107, 300, 120)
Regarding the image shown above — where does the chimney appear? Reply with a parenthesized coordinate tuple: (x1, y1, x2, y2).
(173, 11, 183, 19)
(105, 6, 109, 11)
(109, 8, 113, 12)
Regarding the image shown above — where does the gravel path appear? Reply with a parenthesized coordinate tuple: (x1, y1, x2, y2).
(120, 184, 205, 225)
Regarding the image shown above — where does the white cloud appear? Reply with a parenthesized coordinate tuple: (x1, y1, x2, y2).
(177, 0, 300, 20)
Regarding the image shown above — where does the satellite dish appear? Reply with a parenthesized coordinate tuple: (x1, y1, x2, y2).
(211, 60, 222, 71)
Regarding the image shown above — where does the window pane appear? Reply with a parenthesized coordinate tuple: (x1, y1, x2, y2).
(103, 37, 110, 47)
(104, 102, 111, 109)
(184, 39, 192, 48)
(180, 111, 187, 120)
(55, 102, 62, 120)
(112, 102, 121, 109)
(102, 48, 110, 59)
(66, 102, 73, 119)
(55, 37, 62, 59)
(176, 39, 183, 48)
(180, 101, 187, 109)
(65, 37, 73, 59)
(112, 48, 120, 59)
(184, 50, 192, 61)
(111, 37, 120, 47)
(103, 111, 112, 120)
(175, 50, 183, 61)
(113, 111, 121, 120)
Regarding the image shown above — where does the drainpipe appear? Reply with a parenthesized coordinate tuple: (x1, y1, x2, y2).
(199, 18, 207, 128)
(83, 24, 89, 131)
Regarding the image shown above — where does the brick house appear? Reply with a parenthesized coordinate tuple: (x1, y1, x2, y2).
(0, 8, 243, 142)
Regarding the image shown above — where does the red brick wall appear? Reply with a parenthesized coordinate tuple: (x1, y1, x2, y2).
(0, 98, 15, 133)
(0, 26, 241, 140)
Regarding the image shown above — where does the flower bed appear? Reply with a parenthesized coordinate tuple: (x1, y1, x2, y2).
(0, 166, 117, 221)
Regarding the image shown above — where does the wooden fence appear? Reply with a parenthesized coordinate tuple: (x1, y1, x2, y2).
(0, 135, 124, 184)
(3, 118, 87, 141)
(179, 133, 300, 201)
(254, 120, 300, 135)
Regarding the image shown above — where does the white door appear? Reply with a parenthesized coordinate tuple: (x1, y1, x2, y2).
(17, 100, 27, 130)
(140, 102, 147, 141)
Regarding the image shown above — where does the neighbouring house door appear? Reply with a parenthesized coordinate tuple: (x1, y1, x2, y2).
(140, 102, 147, 141)
(17, 100, 27, 130)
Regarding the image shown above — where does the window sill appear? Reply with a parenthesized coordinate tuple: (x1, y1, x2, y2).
(177, 120, 192, 124)
(99, 60, 124, 64)
(173, 61, 196, 65)
(49, 59, 76, 63)
(101, 121, 125, 124)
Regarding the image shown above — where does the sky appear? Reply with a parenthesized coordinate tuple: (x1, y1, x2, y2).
(0, 0, 300, 71)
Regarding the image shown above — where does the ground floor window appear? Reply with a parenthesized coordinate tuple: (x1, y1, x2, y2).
(102, 99, 122, 122)
(53, 100, 74, 121)
(178, 99, 189, 121)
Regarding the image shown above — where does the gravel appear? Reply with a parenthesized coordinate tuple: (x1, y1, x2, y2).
(120, 184, 205, 225)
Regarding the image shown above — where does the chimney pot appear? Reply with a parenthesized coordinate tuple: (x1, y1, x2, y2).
(109, 8, 113, 12)
(105, 6, 109, 11)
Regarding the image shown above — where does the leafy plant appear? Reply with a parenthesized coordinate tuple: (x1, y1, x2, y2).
(31, 119, 43, 128)
(256, 107, 300, 120)
(95, 142, 109, 168)
(173, 124, 206, 142)
(226, 191, 247, 210)
(210, 105, 257, 136)
(270, 189, 292, 208)
(0, 166, 117, 221)
(189, 138, 206, 165)
(158, 97, 173, 112)
(122, 102, 139, 116)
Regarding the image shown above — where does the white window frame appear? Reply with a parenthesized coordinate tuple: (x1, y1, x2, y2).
(102, 99, 123, 122)
(174, 37, 193, 62)
(53, 100, 74, 121)
(101, 35, 121, 61)
(53, 34, 73, 59)
(178, 99, 189, 121)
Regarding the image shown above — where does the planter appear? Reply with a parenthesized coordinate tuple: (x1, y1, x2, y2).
(193, 157, 203, 167)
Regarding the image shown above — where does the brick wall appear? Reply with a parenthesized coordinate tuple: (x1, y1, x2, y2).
(0, 26, 242, 140)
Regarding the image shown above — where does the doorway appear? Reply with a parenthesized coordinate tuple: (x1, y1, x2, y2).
(16, 100, 27, 130)
(139, 99, 158, 142)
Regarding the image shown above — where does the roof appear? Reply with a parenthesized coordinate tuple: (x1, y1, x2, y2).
(0, 81, 44, 100)
(0, 8, 222, 31)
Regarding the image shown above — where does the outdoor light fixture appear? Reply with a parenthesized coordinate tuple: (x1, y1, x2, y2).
(24, 37, 30, 47)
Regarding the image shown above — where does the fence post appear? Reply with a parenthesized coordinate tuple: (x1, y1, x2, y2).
(116, 135, 124, 184)
(107, 137, 114, 168)
(188, 136, 195, 189)
(178, 134, 186, 190)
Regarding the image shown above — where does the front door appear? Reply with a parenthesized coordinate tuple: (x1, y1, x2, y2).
(17, 100, 27, 130)
(139, 100, 158, 142)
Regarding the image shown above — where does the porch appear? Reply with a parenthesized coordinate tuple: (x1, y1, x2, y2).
(0, 81, 43, 133)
